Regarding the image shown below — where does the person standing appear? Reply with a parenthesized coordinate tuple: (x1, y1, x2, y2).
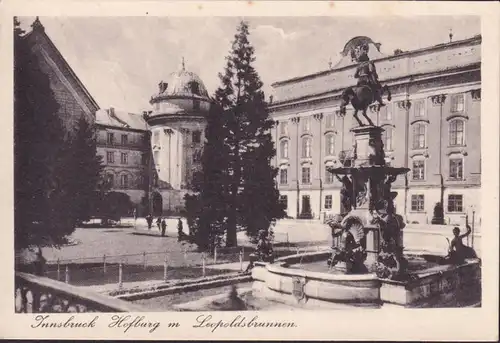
(156, 217, 162, 231)
(161, 219, 167, 237)
(177, 218, 184, 241)
(146, 214, 153, 230)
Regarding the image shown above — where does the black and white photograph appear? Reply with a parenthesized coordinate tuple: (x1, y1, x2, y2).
(3, 1, 499, 340)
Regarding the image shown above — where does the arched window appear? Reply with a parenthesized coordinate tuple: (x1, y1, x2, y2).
(280, 140, 289, 159)
(449, 119, 465, 146)
(106, 173, 114, 188)
(382, 126, 393, 151)
(412, 123, 426, 149)
(302, 137, 312, 158)
(121, 174, 129, 189)
(325, 134, 335, 156)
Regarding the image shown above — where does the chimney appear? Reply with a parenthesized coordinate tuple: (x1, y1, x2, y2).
(158, 81, 168, 93)
(269, 95, 274, 104)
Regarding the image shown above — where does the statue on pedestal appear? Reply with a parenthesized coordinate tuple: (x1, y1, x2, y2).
(339, 43, 392, 126)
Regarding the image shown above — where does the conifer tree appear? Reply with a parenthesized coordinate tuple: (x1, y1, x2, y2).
(67, 116, 105, 223)
(14, 17, 76, 249)
(214, 21, 285, 246)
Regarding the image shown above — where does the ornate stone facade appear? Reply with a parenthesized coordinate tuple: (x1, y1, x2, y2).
(270, 35, 481, 226)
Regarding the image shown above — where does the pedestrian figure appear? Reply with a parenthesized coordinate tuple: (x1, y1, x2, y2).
(146, 214, 153, 230)
(133, 208, 137, 229)
(177, 218, 184, 242)
(156, 217, 162, 231)
(161, 219, 167, 237)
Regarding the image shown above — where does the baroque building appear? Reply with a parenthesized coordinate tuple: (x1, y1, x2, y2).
(269, 35, 481, 226)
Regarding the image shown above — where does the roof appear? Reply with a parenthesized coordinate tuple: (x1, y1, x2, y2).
(96, 108, 147, 131)
(23, 17, 100, 116)
(270, 35, 481, 105)
(152, 61, 210, 102)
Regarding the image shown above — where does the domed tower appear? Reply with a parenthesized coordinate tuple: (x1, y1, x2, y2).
(145, 59, 211, 215)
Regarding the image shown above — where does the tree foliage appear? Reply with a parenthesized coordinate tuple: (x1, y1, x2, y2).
(185, 21, 285, 249)
(14, 17, 104, 249)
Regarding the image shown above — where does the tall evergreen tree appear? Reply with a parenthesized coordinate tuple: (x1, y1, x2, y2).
(67, 116, 105, 223)
(14, 17, 76, 249)
(215, 21, 285, 246)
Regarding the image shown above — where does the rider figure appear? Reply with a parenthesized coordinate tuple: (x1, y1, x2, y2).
(352, 44, 385, 107)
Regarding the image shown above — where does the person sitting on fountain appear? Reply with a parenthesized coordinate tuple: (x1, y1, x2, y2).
(352, 44, 385, 107)
(447, 216, 477, 264)
(245, 229, 274, 272)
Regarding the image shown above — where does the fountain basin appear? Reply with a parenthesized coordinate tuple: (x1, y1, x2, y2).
(252, 251, 481, 308)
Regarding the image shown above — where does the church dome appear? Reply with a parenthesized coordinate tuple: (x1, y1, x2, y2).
(154, 60, 210, 100)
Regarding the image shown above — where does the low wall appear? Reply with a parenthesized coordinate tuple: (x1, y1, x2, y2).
(252, 251, 481, 309)
(252, 252, 381, 309)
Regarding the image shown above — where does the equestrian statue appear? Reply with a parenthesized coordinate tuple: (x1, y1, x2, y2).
(339, 43, 392, 126)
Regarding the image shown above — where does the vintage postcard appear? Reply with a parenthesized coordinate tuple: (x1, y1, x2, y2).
(0, 0, 498, 341)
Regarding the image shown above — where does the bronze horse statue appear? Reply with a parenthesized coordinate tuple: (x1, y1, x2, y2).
(339, 84, 392, 127)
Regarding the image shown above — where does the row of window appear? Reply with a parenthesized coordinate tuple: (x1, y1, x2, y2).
(412, 157, 464, 181)
(278, 118, 465, 161)
(279, 166, 337, 185)
(411, 194, 464, 213)
(105, 173, 145, 189)
(279, 155, 465, 186)
(152, 130, 202, 146)
(278, 94, 467, 137)
(279, 193, 465, 213)
(106, 132, 139, 146)
(106, 151, 148, 165)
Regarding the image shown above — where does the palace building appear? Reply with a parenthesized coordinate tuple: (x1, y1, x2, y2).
(268, 35, 481, 226)
(22, 18, 482, 224)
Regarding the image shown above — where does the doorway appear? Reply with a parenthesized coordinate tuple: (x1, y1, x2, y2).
(152, 192, 163, 217)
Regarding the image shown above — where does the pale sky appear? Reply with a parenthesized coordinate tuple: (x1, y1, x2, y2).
(19, 16, 480, 113)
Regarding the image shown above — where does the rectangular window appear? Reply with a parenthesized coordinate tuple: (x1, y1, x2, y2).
(106, 151, 114, 164)
(301, 167, 311, 184)
(448, 194, 463, 212)
(279, 195, 288, 209)
(412, 124, 426, 149)
(121, 153, 128, 164)
(324, 195, 333, 209)
(280, 122, 288, 136)
(302, 117, 311, 133)
(412, 160, 425, 180)
(121, 174, 129, 189)
(451, 94, 465, 113)
(107, 132, 114, 145)
(279, 168, 288, 185)
(325, 167, 335, 184)
(382, 127, 393, 151)
(325, 114, 335, 129)
(325, 134, 335, 156)
(449, 120, 465, 146)
(153, 131, 160, 145)
(192, 130, 201, 144)
(383, 107, 392, 120)
(449, 158, 463, 180)
(413, 100, 425, 117)
(121, 134, 128, 145)
(411, 194, 425, 212)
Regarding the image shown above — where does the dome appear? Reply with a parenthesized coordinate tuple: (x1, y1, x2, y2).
(155, 61, 210, 99)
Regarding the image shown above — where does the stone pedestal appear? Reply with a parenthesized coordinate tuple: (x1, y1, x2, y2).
(351, 126, 385, 167)
(365, 227, 380, 267)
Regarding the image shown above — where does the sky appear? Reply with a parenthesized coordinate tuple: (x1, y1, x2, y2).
(19, 16, 480, 113)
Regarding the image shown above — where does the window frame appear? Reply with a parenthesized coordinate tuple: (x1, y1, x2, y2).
(121, 174, 129, 189)
(106, 151, 115, 164)
(412, 123, 426, 149)
(279, 168, 288, 185)
(412, 158, 425, 181)
(301, 136, 312, 158)
(449, 157, 464, 180)
(301, 166, 311, 184)
(382, 126, 393, 151)
(447, 194, 464, 213)
(280, 139, 289, 159)
(120, 152, 128, 165)
(410, 194, 425, 212)
(107, 132, 115, 145)
(449, 119, 465, 147)
(325, 133, 335, 156)
(450, 93, 465, 113)
(121, 134, 128, 145)
(324, 195, 333, 209)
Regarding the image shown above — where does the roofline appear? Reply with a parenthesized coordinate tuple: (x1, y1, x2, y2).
(271, 35, 481, 88)
(24, 21, 100, 113)
(269, 64, 480, 110)
(96, 123, 148, 133)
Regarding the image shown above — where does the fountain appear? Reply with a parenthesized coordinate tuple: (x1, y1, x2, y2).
(250, 43, 481, 309)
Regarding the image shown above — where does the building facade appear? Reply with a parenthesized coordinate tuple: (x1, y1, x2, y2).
(269, 35, 481, 226)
